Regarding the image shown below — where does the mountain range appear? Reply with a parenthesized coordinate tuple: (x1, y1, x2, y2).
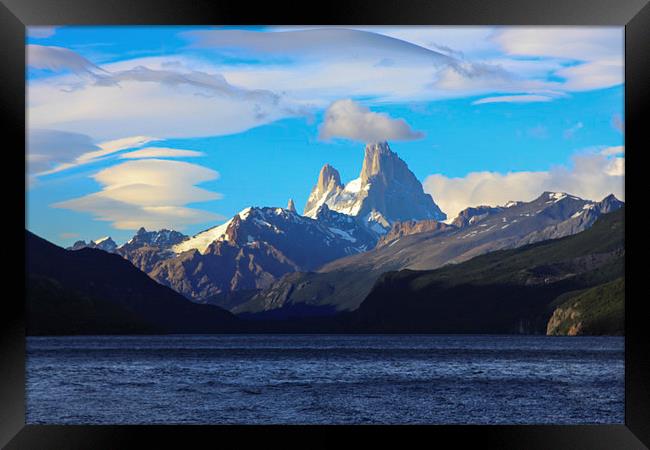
(54, 141, 624, 335)
(26, 207, 624, 335)
(233, 191, 623, 317)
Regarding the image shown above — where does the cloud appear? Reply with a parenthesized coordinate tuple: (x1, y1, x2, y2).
(27, 44, 106, 76)
(430, 64, 546, 97)
(32, 53, 304, 117)
(493, 27, 622, 61)
(28, 27, 623, 145)
(27, 46, 311, 143)
(472, 94, 555, 105)
(600, 145, 624, 156)
(77, 136, 158, 162)
(186, 27, 514, 85)
(120, 147, 205, 159)
(319, 99, 424, 143)
(184, 28, 453, 65)
(555, 61, 623, 91)
(35, 135, 158, 176)
(28, 56, 305, 141)
(101, 66, 288, 109)
(27, 129, 101, 175)
(52, 159, 224, 230)
(27, 27, 57, 39)
(493, 27, 623, 91)
(423, 151, 624, 220)
(605, 157, 624, 176)
(350, 27, 497, 58)
(185, 28, 531, 102)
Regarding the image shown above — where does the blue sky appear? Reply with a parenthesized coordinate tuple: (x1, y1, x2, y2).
(26, 26, 624, 246)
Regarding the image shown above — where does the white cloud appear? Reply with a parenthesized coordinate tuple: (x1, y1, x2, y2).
(187, 27, 514, 86)
(35, 135, 158, 176)
(120, 147, 205, 159)
(101, 66, 287, 108)
(493, 27, 623, 91)
(555, 61, 623, 91)
(346, 27, 498, 59)
(195, 27, 623, 102)
(182, 28, 551, 105)
(79, 136, 158, 162)
(184, 28, 453, 66)
(52, 159, 224, 230)
(27, 28, 624, 146)
(472, 94, 555, 105)
(319, 99, 424, 143)
(600, 145, 624, 156)
(605, 157, 624, 176)
(30, 49, 275, 101)
(431, 64, 551, 98)
(27, 46, 312, 142)
(99, 136, 156, 153)
(28, 69, 298, 142)
(424, 151, 624, 220)
(493, 27, 622, 61)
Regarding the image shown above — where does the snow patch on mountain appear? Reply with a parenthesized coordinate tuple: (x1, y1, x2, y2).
(172, 218, 234, 254)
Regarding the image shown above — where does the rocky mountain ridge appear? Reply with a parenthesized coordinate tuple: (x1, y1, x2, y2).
(234, 192, 624, 316)
(376, 219, 454, 248)
(114, 206, 378, 301)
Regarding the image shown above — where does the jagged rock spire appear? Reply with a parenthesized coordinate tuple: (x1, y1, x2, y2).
(316, 164, 343, 193)
(287, 198, 297, 213)
(360, 141, 394, 183)
(303, 163, 344, 216)
(304, 141, 446, 224)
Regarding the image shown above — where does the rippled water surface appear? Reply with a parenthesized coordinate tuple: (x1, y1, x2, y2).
(26, 334, 624, 424)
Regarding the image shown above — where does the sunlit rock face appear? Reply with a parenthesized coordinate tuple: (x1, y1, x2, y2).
(304, 141, 446, 234)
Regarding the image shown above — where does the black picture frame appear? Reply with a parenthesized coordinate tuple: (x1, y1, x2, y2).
(3, 0, 648, 447)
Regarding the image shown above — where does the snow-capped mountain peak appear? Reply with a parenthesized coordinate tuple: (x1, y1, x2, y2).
(303, 141, 446, 230)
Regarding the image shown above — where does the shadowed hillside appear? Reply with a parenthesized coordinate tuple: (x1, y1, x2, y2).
(347, 208, 624, 334)
(26, 231, 241, 335)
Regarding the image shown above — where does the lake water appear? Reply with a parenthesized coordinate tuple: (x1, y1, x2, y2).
(26, 334, 624, 424)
